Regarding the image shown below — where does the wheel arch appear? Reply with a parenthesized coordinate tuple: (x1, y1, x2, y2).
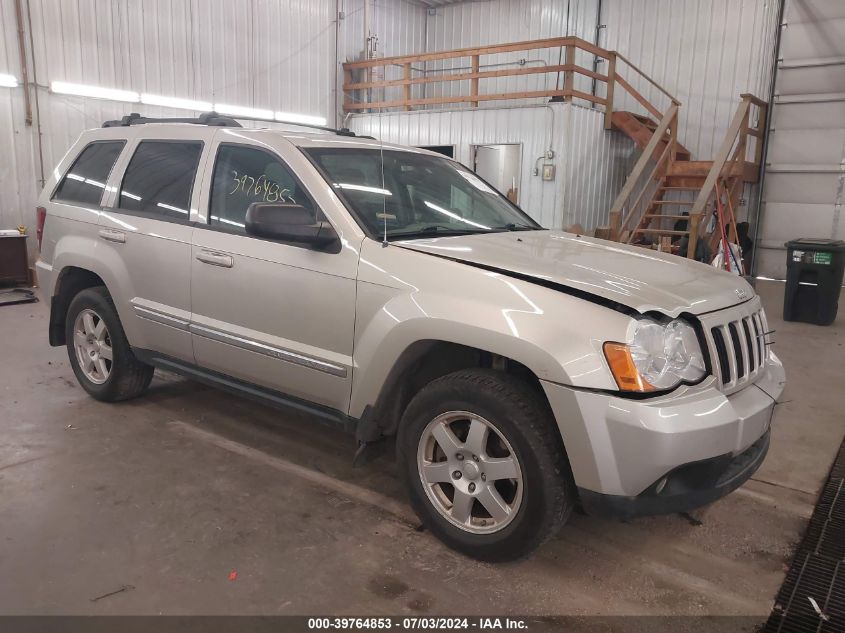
(48, 266, 108, 346)
(354, 338, 551, 443)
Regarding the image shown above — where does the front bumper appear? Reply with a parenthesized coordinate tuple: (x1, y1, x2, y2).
(541, 353, 785, 519)
(578, 429, 770, 519)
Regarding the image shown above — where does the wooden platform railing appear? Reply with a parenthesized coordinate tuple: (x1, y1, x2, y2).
(342, 36, 679, 123)
(607, 105, 682, 241)
(688, 94, 768, 250)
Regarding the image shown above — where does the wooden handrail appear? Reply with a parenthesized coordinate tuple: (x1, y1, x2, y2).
(614, 52, 680, 105)
(344, 90, 608, 111)
(344, 64, 608, 91)
(623, 139, 674, 242)
(608, 105, 679, 234)
(613, 74, 662, 120)
(343, 36, 611, 69)
(689, 95, 766, 218)
(343, 36, 672, 123)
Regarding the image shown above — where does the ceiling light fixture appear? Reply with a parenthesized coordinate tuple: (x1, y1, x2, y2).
(275, 111, 327, 126)
(214, 104, 275, 120)
(51, 81, 139, 103)
(0, 73, 18, 88)
(141, 93, 213, 111)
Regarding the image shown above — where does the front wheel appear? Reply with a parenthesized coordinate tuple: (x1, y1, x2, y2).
(397, 369, 575, 561)
(65, 287, 154, 402)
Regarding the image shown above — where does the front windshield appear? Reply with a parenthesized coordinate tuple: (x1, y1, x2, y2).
(304, 148, 542, 240)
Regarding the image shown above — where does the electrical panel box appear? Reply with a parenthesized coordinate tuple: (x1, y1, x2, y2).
(542, 164, 556, 181)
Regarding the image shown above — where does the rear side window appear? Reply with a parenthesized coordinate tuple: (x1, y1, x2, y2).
(118, 141, 203, 219)
(53, 141, 125, 206)
(208, 144, 316, 232)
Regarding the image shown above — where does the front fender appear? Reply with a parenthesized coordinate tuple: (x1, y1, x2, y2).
(349, 242, 633, 418)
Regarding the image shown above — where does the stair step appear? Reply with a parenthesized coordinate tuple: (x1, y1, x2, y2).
(652, 200, 694, 205)
(610, 111, 692, 161)
(668, 161, 714, 177)
(633, 228, 690, 236)
(644, 214, 691, 220)
(660, 186, 701, 191)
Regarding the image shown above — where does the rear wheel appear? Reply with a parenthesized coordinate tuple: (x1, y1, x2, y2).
(65, 287, 154, 401)
(398, 369, 575, 561)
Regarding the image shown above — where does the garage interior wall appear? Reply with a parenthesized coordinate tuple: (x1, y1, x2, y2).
(346, 0, 780, 231)
(1, 0, 781, 253)
(600, 0, 780, 161)
(347, 104, 637, 231)
(755, 0, 845, 279)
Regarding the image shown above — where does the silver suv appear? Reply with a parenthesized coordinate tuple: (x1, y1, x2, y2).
(35, 113, 785, 561)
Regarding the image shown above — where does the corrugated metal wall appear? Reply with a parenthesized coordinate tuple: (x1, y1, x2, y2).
(347, 103, 636, 230)
(1, 0, 781, 258)
(755, 0, 845, 278)
(0, 0, 339, 247)
(423, 0, 600, 107)
(337, 0, 429, 112)
(0, 0, 38, 241)
(600, 0, 779, 161)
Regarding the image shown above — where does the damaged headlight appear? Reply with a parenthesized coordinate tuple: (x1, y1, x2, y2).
(603, 318, 707, 392)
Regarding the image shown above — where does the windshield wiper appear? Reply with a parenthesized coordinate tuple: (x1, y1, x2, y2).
(388, 225, 491, 240)
(495, 223, 540, 231)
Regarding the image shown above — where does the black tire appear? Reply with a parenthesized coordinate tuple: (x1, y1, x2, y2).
(397, 369, 575, 562)
(65, 286, 154, 402)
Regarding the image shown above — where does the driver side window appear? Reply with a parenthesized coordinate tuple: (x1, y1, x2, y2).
(209, 144, 316, 232)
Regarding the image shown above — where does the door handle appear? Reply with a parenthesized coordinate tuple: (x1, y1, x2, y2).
(196, 250, 234, 268)
(98, 228, 126, 243)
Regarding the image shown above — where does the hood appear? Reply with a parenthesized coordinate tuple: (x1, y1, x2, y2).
(396, 231, 754, 317)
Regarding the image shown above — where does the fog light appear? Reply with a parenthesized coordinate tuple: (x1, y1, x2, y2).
(655, 477, 668, 495)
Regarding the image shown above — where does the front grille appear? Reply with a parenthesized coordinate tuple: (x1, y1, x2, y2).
(699, 297, 770, 393)
(763, 440, 845, 632)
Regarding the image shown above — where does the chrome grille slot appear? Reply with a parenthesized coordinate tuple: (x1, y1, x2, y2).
(700, 296, 768, 394)
(728, 323, 745, 379)
(742, 318, 757, 371)
(710, 327, 730, 384)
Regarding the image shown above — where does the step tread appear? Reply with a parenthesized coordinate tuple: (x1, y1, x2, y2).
(652, 200, 694, 205)
(633, 228, 690, 235)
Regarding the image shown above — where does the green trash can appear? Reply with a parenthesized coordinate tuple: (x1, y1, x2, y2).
(783, 238, 845, 325)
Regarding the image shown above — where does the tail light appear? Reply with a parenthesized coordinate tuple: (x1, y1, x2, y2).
(36, 207, 46, 250)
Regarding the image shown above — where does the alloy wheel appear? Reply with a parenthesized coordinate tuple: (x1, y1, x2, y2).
(417, 411, 523, 534)
(73, 308, 113, 385)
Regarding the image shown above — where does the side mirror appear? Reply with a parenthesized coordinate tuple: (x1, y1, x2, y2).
(244, 202, 339, 249)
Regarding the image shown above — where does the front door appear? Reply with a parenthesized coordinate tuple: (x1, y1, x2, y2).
(189, 137, 358, 413)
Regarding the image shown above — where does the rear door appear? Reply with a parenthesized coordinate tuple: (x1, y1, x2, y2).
(189, 132, 359, 413)
(99, 128, 211, 361)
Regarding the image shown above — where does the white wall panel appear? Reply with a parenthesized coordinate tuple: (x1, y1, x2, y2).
(601, 0, 779, 161)
(423, 0, 600, 108)
(757, 0, 845, 278)
(0, 0, 38, 249)
(337, 0, 429, 114)
(347, 103, 636, 231)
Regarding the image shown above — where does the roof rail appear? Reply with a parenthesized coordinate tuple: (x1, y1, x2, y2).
(102, 111, 242, 128)
(101, 111, 370, 138)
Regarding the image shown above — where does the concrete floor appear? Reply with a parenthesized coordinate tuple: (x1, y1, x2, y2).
(0, 280, 842, 618)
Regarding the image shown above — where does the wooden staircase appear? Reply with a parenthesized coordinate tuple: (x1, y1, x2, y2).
(339, 36, 768, 262)
(611, 111, 692, 162)
(603, 94, 768, 260)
